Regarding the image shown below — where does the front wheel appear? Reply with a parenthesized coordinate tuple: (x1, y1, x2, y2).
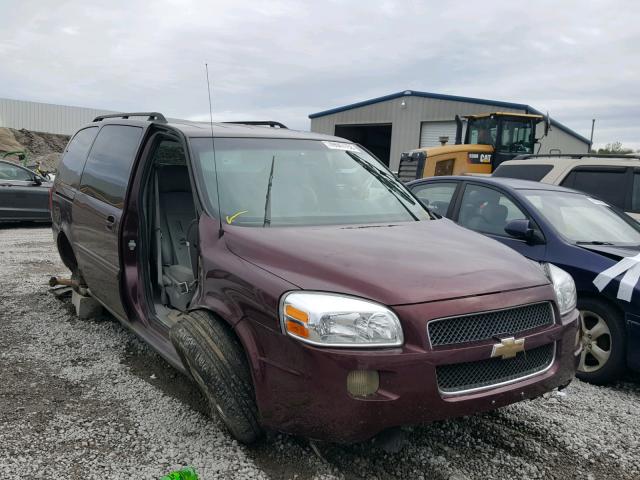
(577, 298, 626, 385)
(170, 310, 263, 444)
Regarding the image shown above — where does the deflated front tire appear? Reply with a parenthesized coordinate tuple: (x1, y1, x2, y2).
(170, 310, 263, 444)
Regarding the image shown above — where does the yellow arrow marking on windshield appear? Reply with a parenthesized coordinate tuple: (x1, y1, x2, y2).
(226, 210, 249, 224)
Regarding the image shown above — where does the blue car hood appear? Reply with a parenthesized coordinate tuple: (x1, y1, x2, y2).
(578, 244, 640, 261)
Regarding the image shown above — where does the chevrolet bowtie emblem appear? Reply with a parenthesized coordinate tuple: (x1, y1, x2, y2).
(491, 337, 525, 360)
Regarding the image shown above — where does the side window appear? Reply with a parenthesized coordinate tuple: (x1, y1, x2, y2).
(0, 162, 33, 181)
(410, 182, 457, 216)
(458, 184, 526, 236)
(493, 164, 553, 181)
(561, 168, 626, 209)
(80, 125, 143, 207)
(56, 127, 98, 188)
(632, 172, 640, 213)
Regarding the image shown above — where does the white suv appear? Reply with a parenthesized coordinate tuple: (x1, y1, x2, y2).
(493, 154, 640, 220)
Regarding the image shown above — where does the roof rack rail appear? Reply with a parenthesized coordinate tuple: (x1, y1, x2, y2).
(93, 112, 167, 123)
(223, 121, 288, 129)
(514, 153, 640, 160)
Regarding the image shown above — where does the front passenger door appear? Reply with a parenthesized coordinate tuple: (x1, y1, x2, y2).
(455, 183, 546, 261)
(410, 181, 459, 218)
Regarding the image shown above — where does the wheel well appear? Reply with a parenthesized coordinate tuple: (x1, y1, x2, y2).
(56, 232, 77, 272)
(577, 291, 624, 317)
(188, 308, 262, 382)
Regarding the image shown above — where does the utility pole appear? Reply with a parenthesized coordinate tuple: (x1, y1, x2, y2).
(589, 118, 596, 153)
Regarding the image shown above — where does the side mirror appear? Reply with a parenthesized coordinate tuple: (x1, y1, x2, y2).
(505, 219, 535, 242)
(32, 175, 42, 186)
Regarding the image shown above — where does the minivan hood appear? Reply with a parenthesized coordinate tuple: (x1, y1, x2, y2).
(224, 219, 549, 306)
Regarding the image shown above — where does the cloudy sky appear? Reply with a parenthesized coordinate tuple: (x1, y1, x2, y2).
(1, 0, 638, 149)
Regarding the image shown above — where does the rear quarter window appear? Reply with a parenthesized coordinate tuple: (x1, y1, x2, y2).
(79, 125, 143, 207)
(492, 164, 553, 181)
(56, 127, 98, 189)
(561, 168, 627, 210)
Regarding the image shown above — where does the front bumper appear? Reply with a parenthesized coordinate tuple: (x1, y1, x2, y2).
(246, 286, 580, 443)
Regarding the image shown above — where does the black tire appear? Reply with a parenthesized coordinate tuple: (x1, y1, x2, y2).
(170, 310, 262, 443)
(577, 298, 627, 385)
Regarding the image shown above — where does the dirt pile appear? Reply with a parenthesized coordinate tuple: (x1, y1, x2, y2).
(0, 128, 24, 153)
(0, 127, 69, 172)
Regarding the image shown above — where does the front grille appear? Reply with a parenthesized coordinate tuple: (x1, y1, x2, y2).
(436, 343, 555, 394)
(428, 302, 554, 347)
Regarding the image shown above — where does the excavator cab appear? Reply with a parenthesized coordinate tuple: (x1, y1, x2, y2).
(398, 112, 546, 182)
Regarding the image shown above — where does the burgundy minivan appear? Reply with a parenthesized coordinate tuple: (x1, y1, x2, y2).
(51, 113, 581, 443)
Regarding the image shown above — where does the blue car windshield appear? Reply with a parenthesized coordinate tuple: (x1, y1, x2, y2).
(190, 137, 430, 227)
(522, 189, 640, 245)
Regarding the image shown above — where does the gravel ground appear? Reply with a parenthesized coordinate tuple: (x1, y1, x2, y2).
(1, 226, 638, 479)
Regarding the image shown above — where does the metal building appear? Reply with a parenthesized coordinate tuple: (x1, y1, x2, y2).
(309, 90, 590, 170)
(0, 97, 114, 136)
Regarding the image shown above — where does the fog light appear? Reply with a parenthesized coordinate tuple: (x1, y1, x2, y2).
(347, 370, 379, 397)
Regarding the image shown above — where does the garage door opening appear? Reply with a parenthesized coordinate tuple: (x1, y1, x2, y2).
(334, 124, 392, 166)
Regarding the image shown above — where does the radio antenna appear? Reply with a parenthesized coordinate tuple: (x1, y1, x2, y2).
(205, 63, 224, 237)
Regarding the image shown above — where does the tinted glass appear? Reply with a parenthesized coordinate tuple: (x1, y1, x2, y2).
(562, 169, 626, 209)
(523, 190, 640, 245)
(468, 118, 497, 145)
(493, 164, 553, 181)
(191, 138, 430, 227)
(56, 127, 98, 188)
(410, 183, 457, 217)
(80, 125, 142, 207)
(497, 120, 534, 154)
(458, 184, 526, 236)
(0, 162, 33, 181)
(631, 172, 640, 212)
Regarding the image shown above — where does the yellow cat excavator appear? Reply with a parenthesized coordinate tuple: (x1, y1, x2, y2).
(397, 112, 549, 182)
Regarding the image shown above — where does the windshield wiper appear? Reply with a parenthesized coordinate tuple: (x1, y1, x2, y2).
(576, 241, 615, 245)
(263, 155, 276, 227)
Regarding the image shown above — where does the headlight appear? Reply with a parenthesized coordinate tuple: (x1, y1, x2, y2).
(279, 292, 403, 347)
(545, 264, 577, 315)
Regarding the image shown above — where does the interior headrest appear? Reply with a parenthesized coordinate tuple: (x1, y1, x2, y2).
(482, 204, 508, 225)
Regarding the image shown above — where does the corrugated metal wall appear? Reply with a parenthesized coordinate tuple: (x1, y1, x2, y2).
(310, 95, 589, 171)
(0, 98, 115, 136)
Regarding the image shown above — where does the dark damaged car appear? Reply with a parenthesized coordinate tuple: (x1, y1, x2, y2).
(50, 113, 580, 443)
(408, 176, 640, 384)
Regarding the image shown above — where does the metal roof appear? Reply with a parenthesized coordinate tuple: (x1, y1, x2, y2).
(308, 90, 591, 145)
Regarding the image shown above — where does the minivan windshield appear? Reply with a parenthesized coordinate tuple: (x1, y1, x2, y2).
(191, 138, 430, 227)
(521, 189, 640, 246)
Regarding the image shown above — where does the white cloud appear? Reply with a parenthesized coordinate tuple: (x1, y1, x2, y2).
(0, 0, 638, 147)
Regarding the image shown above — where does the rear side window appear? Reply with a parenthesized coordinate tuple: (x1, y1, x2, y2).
(80, 125, 143, 207)
(493, 164, 553, 181)
(632, 172, 640, 212)
(57, 127, 98, 189)
(561, 169, 626, 210)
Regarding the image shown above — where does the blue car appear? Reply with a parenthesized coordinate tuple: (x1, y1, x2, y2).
(407, 176, 640, 384)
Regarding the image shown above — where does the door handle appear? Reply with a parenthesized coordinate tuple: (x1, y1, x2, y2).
(105, 215, 116, 231)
